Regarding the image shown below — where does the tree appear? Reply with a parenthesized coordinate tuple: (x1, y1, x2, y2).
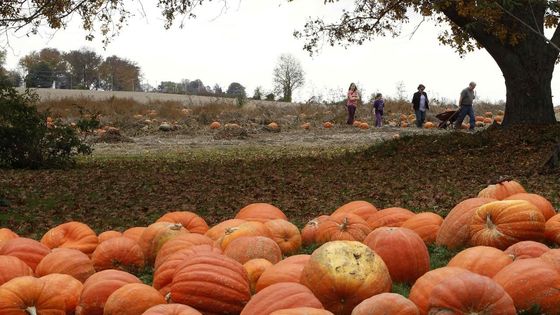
(186, 79, 207, 94)
(253, 86, 263, 100)
(63, 48, 102, 89)
(272, 53, 305, 103)
(19, 48, 69, 88)
(226, 82, 246, 98)
(213, 84, 224, 95)
(98, 55, 141, 91)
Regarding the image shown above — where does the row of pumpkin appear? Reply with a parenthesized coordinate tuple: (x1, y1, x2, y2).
(0, 180, 558, 314)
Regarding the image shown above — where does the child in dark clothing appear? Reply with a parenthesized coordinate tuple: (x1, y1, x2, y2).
(372, 93, 384, 128)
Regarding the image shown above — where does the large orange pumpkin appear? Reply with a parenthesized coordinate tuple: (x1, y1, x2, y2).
(40, 273, 83, 314)
(91, 237, 145, 272)
(470, 200, 545, 249)
(428, 272, 516, 314)
(142, 304, 202, 315)
(170, 253, 251, 314)
(504, 240, 550, 260)
(216, 221, 272, 250)
(103, 283, 166, 315)
(154, 233, 216, 269)
(363, 227, 430, 284)
(436, 197, 495, 249)
(98, 231, 122, 243)
(244, 258, 274, 294)
(156, 211, 209, 234)
(235, 203, 288, 222)
(366, 207, 415, 230)
(545, 213, 560, 244)
(447, 246, 513, 278)
(352, 293, 419, 315)
(301, 215, 329, 247)
(504, 193, 556, 220)
(204, 219, 247, 241)
(300, 241, 392, 315)
(224, 236, 283, 264)
(138, 222, 189, 265)
(35, 248, 95, 283)
(0, 237, 51, 271)
(122, 227, 146, 244)
(264, 219, 302, 255)
(40, 221, 99, 255)
(240, 282, 324, 315)
(270, 308, 333, 315)
(493, 258, 560, 314)
(540, 249, 560, 272)
(477, 180, 526, 200)
(0, 228, 18, 246)
(256, 254, 310, 292)
(332, 200, 378, 221)
(400, 212, 443, 244)
(315, 213, 372, 244)
(0, 276, 66, 314)
(0, 255, 33, 286)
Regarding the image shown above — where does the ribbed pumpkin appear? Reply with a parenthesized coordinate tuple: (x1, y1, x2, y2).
(504, 193, 556, 220)
(205, 219, 247, 241)
(270, 308, 333, 315)
(264, 219, 302, 255)
(235, 203, 288, 222)
(400, 212, 443, 244)
(540, 249, 560, 272)
(332, 200, 378, 221)
(0, 237, 51, 271)
(363, 227, 430, 284)
(40, 221, 99, 255)
(122, 227, 146, 244)
(224, 236, 283, 264)
(301, 216, 329, 247)
(98, 231, 122, 243)
(138, 222, 189, 265)
(35, 248, 95, 283)
(447, 246, 513, 278)
(0, 255, 33, 285)
(142, 304, 203, 315)
(103, 283, 166, 315)
(428, 272, 516, 314)
(40, 273, 83, 314)
(156, 211, 209, 234)
(300, 241, 392, 315)
(91, 237, 145, 272)
(408, 267, 471, 315)
(0, 228, 18, 246)
(256, 255, 310, 292)
(216, 221, 272, 250)
(210, 121, 221, 129)
(504, 240, 550, 260)
(76, 269, 142, 315)
(240, 282, 324, 315)
(154, 233, 216, 269)
(436, 197, 495, 249)
(493, 258, 560, 314)
(0, 276, 66, 314)
(477, 180, 526, 200)
(153, 244, 223, 295)
(366, 207, 415, 230)
(351, 293, 419, 315)
(244, 258, 274, 294)
(170, 253, 251, 313)
(470, 200, 545, 249)
(315, 213, 372, 244)
(545, 213, 560, 244)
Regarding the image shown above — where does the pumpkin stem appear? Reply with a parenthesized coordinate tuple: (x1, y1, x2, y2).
(25, 307, 37, 315)
(165, 292, 172, 303)
(170, 223, 183, 230)
(224, 227, 238, 235)
(339, 217, 349, 231)
(485, 214, 496, 230)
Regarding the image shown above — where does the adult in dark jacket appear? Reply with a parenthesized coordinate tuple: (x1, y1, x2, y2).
(411, 84, 429, 128)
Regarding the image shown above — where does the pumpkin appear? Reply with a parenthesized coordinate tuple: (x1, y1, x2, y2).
(216, 221, 272, 250)
(477, 180, 526, 200)
(103, 283, 166, 315)
(301, 216, 329, 247)
(40, 273, 83, 313)
(0, 228, 18, 246)
(323, 122, 333, 128)
(0, 237, 51, 271)
(483, 117, 493, 124)
(0, 255, 33, 285)
(359, 122, 369, 129)
(363, 227, 430, 284)
(300, 241, 392, 315)
(494, 115, 503, 123)
(153, 244, 223, 295)
(98, 231, 122, 243)
(244, 258, 274, 294)
(352, 293, 419, 315)
(400, 114, 408, 121)
(235, 203, 288, 223)
(270, 308, 333, 315)
(423, 122, 435, 129)
(154, 233, 216, 269)
(447, 246, 513, 278)
(169, 253, 251, 314)
(493, 258, 560, 314)
(475, 116, 485, 122)
(138, 222, 189, 265)
(256, 255, 310, 292)
(545, 213, 560, 244)
(353, 120, 361, 127)
(264, 219, 302, 255)
(408, 267, 471, 315)
(268, 122, 279, 129)
(0, 276, 66, 314)
(315, 213, 372, 244)
(301, 122, 311, 129)
(210, 121, 221, 129)
(142, 304, 202, 315)
(76, 269, 142, 315)
(400, 212, 443, 244)
(540, 249, 560, 272)
(224, 236, 282, 264)
(35, 248, 95, 283)
(205, 219, 247, 241)
(122, 227, 146, 244)
(366, 207, 415, 230)
(156, 211, 209, 234)
(504, 193, 556, 220)
(91, 237, 145, 272)
(504, 240, 550, 260)
(40, 221, 98, 255)
(470, 200, 545, 249)
(401, 122, 409, 128)
(332, 201, 378, 222)
(428, 271, 515, 314)
(240, 282, 324, 315)
(436, 197, 495, 249)
(484, 111, 493, 118)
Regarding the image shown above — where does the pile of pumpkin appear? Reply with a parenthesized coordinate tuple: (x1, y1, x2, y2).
(0, 180, 559, 314)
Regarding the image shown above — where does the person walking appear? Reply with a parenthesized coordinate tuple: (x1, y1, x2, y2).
(411, 84, 429, 128)
(372, 93, 385, 127)
(347, 83, 359, 125)
(454, 82, 477, 131)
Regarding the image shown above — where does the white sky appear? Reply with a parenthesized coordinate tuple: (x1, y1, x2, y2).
(3, 0, 560, 105)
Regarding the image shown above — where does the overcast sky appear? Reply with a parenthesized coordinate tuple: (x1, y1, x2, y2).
(3, 0, 559, 105)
